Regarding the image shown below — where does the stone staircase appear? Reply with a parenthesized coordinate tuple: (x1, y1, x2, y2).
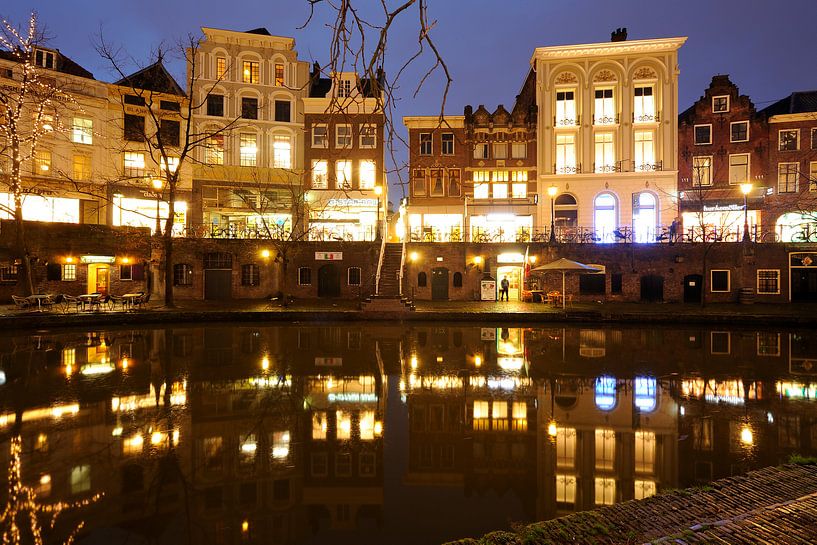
(362, 243, 414, 312)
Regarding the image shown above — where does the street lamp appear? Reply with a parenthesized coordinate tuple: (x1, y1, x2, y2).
(151, 178, 164, 235)
(374, 185, 383, 240)
(547, 185, 558, 243)
(740, 182, 753, 242)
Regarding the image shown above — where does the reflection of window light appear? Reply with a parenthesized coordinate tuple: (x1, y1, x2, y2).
(359, 411, 375, 440)
(498, 357, 524, 371)
(473, 400, 489, 419)
(595, 376, 617, 410)
(70, 465, 91, 494)
(594, 477, 616, 505)
(312, 413, 327, 440)
(634, 479, 656, 499)
(240, 434, 257, 454)
(634, 376, 657, 412)
(336, 411, 352, 440)
(272, 431, 290, 459)
(556, 474, 576, 503)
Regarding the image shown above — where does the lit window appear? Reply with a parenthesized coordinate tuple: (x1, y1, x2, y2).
(161, 156, 179, 174)
(594, 477, 616, 505)
(312, 412, 327, 439)
(310, 159, 328, 187)
(779, 129, 799, 151)
(35, 474, 51, 497)
(70, 465, 91, 494)
(205, 135, 224, 165)
(473, 400, 489, 430)
(634, 480, 656, 500)
(271, 431, 290, 460)
(593, 193, 617, 239)
(359, 411, 376, 440)
(634, 376, 657, 412)
(731, 121, 749, 142)
(242, 61, 259, 84)
(512, 183, 527, 199)
(33, 149, 51, 174)
(594, 88, 615, 125)
(694, 125, 712, 145)
(123, 152, 145, 176)
(633, 86, 655, 122)
(556, 474, 576, 504)
(473, 170, 489, 199)
(360, 125, 377, 148)
(757, 269, 780, 294)
(71, 117, 93, 144)
(239, 434, 257, 465)
(634, 131, 655, 171)
(692, 156, 712, 186)
(272, 135, 291, 168)
(336, 124, 352, 148)
(359, 160, 376, 189)
(441, 133, 454, 155)
(62, 264, 76, 281)
(555, 134, 575, 173)
(778, 163, 798, 193)
(712, 95, 729, 113)
(634, 430, 655, 473)
(555, 90, 577, 125)
(240, 134, 258, 167)
(594, 132, 615, 173)
(729, 154, 750, 185)
(336, 160, 352, 189)
(216, 57, 227, 80)
(595, 376, 617, 410)
(419, 133, 432, 155)
(312, 124, 327, 148)
(556, 427, 577, 468)
(336, 410, 352, 440)
(72, 154, 91, 180)
(274, 63, 285, 86)
(493, 142, 507, 159)
(492, 181, 508, 199)
(511, 142, 527, 158)
(595, 428, 615, 470)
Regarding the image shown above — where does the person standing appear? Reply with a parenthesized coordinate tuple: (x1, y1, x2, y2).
(500, 276, 510, 301)
(669, 217, 680, 244)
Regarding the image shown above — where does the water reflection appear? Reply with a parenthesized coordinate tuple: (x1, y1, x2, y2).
(0, 324, 816, 544)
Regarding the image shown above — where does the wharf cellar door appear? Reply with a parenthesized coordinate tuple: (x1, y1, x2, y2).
(318, 264, 341, 297)
(640, 274, 664, 302)
(790, 253, 817, 302)
(431, 267, 449, 301)
(683, 274, 703, 303)
(204, 252, 232, 301)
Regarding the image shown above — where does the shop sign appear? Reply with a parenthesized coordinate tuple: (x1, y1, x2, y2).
(497, 252, 525, 263)
(328, 392, 378, 403)
(703, 204, 743, 212)
(80, 255, 116, 264)
(481, 279, 497, 302)
(315, 252, 343, 261)
(327, 198, 377, 208)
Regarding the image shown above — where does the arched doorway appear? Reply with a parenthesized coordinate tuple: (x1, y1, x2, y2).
(683, 274, 703, 303)
(633, 192, 657, 242)
(431, 267, 449, 301)
(594, 193, 617, 242)
(640, 275, 664, 302)
(318, 264, 341, 297)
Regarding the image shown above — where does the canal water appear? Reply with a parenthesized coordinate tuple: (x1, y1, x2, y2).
(1, 323, 816, 544)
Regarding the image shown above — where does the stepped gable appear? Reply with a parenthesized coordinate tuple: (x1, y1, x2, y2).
(445, 463, 817, 545)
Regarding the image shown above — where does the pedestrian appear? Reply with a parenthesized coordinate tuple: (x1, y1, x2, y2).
(500, 276, 510, 301)
(669, 217, 679, 244)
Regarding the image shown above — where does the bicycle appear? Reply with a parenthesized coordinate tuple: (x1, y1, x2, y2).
(791, 227, 817, 243)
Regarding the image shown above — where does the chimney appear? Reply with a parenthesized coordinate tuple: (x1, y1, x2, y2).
(611, 27, 628, 42)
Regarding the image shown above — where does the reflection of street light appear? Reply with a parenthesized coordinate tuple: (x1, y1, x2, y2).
(547, 419, 558, 440)
(374, 185, 383, 240)
(740, 182, 753, 242)
(548, 185, 558, 243)
(740, 424, 754, 446)
(151, 178, 163, 235)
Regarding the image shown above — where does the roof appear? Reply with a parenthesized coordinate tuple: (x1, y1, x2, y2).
(307, 64, 384, 99)
(244, 27, 271, 35)
(760, 90, 817, 117)
(0, 48, 94, 80)
(114, 61, 185, 96)
(531, 36, 686, 64)
(445, 463, 817, 545)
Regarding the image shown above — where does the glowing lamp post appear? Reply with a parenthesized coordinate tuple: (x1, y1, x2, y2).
(548, 185, 558, 243)
(374, 185, 383, 240)
(740, 182, 753, 242)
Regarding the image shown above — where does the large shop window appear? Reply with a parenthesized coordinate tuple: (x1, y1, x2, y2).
(0, 193, 80, 224)
(632, 192, 656, 243)
(593, 193, 617, 240)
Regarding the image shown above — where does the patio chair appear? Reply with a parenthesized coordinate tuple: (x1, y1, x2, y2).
(61, 294, 81, 313)
(108, 295, 126, 311)
(41, 294, 57, 311)
(11, 295, 31, 310)
(135, 292, 150, 309)
(92, 294, 110, 311)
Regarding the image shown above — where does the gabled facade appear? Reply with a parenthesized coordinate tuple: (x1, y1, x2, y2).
(303, 65, 386, 241)
(532, 34, 686, 242)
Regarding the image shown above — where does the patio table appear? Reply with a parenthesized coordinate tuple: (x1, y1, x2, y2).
(78, 293, 101, 311)
(26, 294, 52, 312)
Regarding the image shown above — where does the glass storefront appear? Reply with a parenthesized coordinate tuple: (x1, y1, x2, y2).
(682, 209, 757, 240)
(776, 212, 817, 242)
(408, 213, 463, 242)
(309, 198, 379, 241)
(113, 196, 187, 235)
(0, 192, 80, 223)
(470, 214, 532, 242)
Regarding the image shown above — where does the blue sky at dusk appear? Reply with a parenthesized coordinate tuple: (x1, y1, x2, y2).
(4, 0, 816, 198)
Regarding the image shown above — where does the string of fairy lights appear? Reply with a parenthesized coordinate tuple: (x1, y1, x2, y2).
(0, 435, 101, 545)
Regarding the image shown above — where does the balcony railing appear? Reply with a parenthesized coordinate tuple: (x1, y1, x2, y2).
(633, 111, 660, 123)
(593, 114, 619, 125)
(554, 163, 582, 175)
(634, 160, 663, 172)
(554, 115, 580, 127)
(594, 163, 621, 174)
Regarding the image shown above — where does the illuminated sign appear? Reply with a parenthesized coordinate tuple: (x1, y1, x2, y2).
(497, 253, 525, 263)
(315, 252, 343, 261)
(328, 392, 378, 403)
(703, 204, 743, 212)
(80, 255, 116, 264)
(327, 198, 377, 208)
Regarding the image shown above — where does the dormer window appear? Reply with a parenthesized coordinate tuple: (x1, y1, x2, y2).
(35, 49, 55, 69)
(337, 79, 352, 98)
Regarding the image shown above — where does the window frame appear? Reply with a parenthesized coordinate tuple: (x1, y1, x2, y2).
(777, 162, 799, 193)
(730, 120, 749, 143)
(692, 156, 713, 187)
(335, 160, 352, 189)
(239, 133, 258, 167)
(62, 264, 76, 281)
(311, 159, 328, 189)
(492, 142, 507, 159)
(241, 97, 259, 120)
(728, 153, 750, 185)
(712, 95, 730, 113)
(335, 124, 352, 149)
(779, 129, 799, 151)
(311, 124, 328, 148)
(298, 267, 312, 286)
(756, 269, 780, 295)
(710, 269, 731, 293)
(242, 60, 260, 84)
(119, 264, 132, 281)
(71, 117, 93, 145)
(441, 132, 454, 155)
(241, 264, 260, 287)
(273, 100, 291, 123)
(359, 124, 377, 149)
(419, 132, 432, 155)
(810, 161, 817, 192)
(693, 124, 712, 145)
(206, 94, 224, 117)
(412, 168, 427, 196)
(272, 134, 292, 169)
(511, 141, 527, 159)
(347, 267, 361, 286)
(173, 263, 193, 286)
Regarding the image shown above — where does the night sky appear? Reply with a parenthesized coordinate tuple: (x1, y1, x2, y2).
(5, 0, 816, 199)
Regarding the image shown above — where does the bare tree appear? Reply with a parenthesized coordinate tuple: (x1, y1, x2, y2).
(0, 12, 79, 295)
(96, 35, 241, 308)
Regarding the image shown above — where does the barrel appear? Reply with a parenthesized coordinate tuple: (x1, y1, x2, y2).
(739, 287, 755, 305)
